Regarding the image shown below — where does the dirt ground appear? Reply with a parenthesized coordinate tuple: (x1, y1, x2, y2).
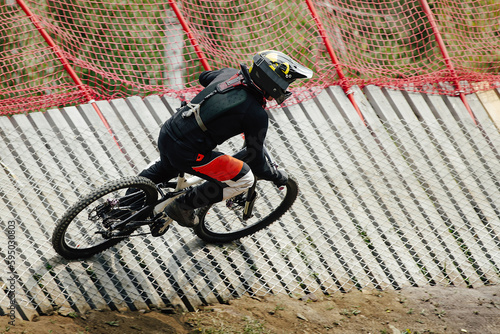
(1, 285, 499, 334)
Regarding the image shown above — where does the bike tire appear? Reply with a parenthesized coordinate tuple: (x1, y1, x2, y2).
(194, 175, 298, 243)
(52, 176, 158, 259)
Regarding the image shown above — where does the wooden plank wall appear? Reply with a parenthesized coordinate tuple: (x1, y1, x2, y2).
(0, 87, 499, 320)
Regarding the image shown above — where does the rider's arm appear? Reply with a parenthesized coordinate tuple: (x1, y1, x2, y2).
(242, 107, 280, 181)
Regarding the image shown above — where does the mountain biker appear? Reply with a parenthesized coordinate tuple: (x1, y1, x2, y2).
(139, 50, 313, 236)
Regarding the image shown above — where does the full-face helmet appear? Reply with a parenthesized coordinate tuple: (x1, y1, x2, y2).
(249, 50, 313, 104)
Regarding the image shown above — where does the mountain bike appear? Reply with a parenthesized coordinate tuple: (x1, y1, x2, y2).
(52, 146, 298, 260)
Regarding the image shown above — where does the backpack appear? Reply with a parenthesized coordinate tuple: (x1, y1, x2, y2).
(180, 65, 261, 131)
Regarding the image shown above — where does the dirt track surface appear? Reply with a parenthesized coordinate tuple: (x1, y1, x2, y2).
(1, 285, 499, 333)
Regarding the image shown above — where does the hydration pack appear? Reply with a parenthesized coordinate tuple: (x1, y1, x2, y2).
(179, 64, 261, 132)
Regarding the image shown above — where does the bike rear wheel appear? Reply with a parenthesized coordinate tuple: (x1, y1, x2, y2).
(194, 176, 298, 243)
(52, 176, 158, 259)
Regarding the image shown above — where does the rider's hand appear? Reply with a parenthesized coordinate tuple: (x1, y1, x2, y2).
(273, 170, 288, 187)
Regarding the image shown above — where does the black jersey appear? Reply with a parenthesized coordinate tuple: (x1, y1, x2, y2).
(164, 68, 277, 180)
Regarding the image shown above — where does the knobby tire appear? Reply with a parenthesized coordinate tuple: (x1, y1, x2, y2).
(194, 176, 298, 243)
(52, 176, 157, 260)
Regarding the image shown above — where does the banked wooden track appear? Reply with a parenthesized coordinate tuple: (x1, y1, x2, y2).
(1, 86, 499, 320)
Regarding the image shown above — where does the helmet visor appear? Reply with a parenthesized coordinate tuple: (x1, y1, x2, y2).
(259, 50, 313, 81)
(251, 50, 313, 104)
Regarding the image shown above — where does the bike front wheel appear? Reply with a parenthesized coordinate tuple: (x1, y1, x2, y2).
(194, 176, 298, 243)
(52, 176, 158, 259)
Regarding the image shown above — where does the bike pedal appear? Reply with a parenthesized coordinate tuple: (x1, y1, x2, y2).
(150, 218, 172, 237)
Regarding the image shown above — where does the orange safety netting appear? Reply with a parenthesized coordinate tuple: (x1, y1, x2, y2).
(0, 0, 499, 115)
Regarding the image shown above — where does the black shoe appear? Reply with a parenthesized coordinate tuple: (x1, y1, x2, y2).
(150, 218, 171, 237)
(165, 200, 199, 228)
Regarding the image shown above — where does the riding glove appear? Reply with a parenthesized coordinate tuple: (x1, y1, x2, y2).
(273, 170, 288, 187)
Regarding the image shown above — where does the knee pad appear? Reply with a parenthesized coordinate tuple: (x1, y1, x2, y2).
(222, 168, 254, 200)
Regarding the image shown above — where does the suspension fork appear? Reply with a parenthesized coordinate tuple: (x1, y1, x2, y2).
(243, 179, 257, 220)
(242, 143, 280, 220)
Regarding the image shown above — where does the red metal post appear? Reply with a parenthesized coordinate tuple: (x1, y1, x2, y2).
(16, 0, 124, 149)
(305, 0, 366, 125)
(168, 0, 211, 71)
(16, 0, 91, 101)
(418, 0, 476, 124)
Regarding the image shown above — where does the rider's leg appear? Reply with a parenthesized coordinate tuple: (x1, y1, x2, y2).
(139, 124, 184, 184)
(138, 156, 179, 184)
(123, 155, 179, 210)
(165, 152, 254, 227)
(191, 153, 254, 203)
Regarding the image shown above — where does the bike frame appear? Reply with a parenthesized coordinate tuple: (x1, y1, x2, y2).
(153, 173, 204, 218)
(105, 174, 203, 236)
(109, 142, 278, 236)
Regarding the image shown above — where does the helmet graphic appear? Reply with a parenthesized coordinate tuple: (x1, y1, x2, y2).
(249, 50, 313, 105)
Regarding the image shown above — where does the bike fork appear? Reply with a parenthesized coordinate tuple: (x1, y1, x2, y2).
(243, 180, 257, 220)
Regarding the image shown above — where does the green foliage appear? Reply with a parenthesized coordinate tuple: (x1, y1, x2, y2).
(1, 0, 498, 113)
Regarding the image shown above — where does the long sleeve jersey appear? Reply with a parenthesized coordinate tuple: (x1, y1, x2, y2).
(164, 68, 278, 181)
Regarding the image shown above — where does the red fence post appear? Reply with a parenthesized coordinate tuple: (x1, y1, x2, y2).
(16, 0, 126, 151)
(16, 0, 92, 102)
(304, 0, 366, 125)
(168, 0, 211, 71)
(418, 0, 477, 124)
